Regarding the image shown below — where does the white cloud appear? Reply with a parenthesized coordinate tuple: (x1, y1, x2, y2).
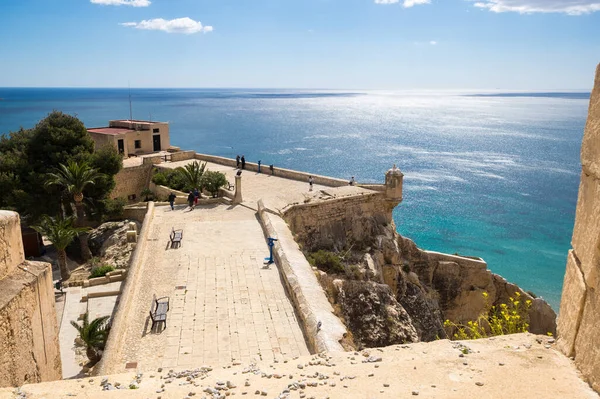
(374, 0, 431, 7)
(429, 40, 438, 45)
(473, 0, 600, 15)
(91, 0, 151, 6)
(120, 17, 214, 34)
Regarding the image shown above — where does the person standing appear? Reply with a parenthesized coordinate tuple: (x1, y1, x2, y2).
(168, 192, 176, 210)
(187, 191, 195, 210)
(349, 176, 355, 186)
(236, 155, 240, 168)
(193, 187, 200, 206)
(308, 175, 314, 191)
(241, 155, 246, 170)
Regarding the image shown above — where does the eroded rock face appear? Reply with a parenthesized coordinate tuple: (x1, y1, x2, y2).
(88, 220, 141, 269)
(336, 280, 418, 348)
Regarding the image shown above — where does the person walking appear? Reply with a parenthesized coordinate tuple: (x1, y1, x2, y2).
(168, 192, 176, 210)
(236, 155, 240, 168)
(241, 155, 246, 170)
(187, 191, 195, 210)
(308, 175, 314, 191)
(193, 187, 200, 206)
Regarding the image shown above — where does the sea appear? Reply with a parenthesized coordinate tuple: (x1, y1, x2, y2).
(0, 88, 591, 309)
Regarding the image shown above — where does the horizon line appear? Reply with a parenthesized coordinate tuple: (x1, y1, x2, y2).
(0, 86, 593, 93)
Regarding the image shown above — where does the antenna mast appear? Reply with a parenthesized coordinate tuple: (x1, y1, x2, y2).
(128, 84, 133, 122)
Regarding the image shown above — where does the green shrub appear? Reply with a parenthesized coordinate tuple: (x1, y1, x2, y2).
(443, 291, 533, 340)
(152, 169, 187, 192)
(101, 197, 126, 220)
(152, 171, 168, 186)
(202, 171, 228, 197)
(90, 265, 115, 278)
(308, 250, 344, 274)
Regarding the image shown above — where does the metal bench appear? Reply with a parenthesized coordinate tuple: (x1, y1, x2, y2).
(149, 294, 169, 330)
(170, 228, 183, 249)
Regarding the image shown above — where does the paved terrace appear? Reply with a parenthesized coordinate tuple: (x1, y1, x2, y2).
(158, 159, 372, 213)
(105, 163, 372, 374)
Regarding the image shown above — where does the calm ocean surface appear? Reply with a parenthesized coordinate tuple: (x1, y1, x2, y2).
(0, 88, 591, 309)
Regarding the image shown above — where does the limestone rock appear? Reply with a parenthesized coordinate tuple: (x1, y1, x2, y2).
(88, 220, 141, 269)
(397, 282, 446, 341)
(336, 280, 418, 348)
(570, 171, 600, 289)
(574, 288, 600, 393)
(581, 63, 600, 180)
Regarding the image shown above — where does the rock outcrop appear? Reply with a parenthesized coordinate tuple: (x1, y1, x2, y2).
(336, 280, 418, 348)
(88, 219, 140, 269)
(285, 188, 557, 348)
(557, 63, 600, 393)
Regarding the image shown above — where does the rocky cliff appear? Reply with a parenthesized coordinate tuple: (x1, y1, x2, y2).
(284, 190, 557, 348)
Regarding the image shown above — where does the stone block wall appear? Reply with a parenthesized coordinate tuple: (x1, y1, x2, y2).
(557, 63, 600, 393)
(112, 164, 153, 202)
(283, 192, 397, 251)
(0, 211, 61, 387)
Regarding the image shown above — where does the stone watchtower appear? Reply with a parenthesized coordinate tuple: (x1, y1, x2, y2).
(385, 164, 404, 202)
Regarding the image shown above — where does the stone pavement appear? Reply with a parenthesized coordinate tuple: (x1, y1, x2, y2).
(158, 160, 370, 213)
(7, 334, 598, 399)
(59, 287, 86, 379)
(109, 203, 310, 373)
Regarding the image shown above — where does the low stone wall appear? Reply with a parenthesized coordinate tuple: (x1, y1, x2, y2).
(282, 192, 395, 251)
(149, 183, 188, 203)
(170, 150, 196, 162)
(257, 200, 347, 354)
(122, 205, 148, 223)
(95, 202, 155, 376)
(194, 153, 350, 187)
(557, 63, 600, 393)
(112, 164, 153, 202)
(357, 184, 386, 192)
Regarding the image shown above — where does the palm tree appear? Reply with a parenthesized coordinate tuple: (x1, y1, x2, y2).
(70, 312, 109, 363)
(32, 215, 88, 280)
(177, 161, 207, 193)
(46, 160, 101, 260)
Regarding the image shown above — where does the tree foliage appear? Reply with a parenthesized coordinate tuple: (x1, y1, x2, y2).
(177, 161, 207, 192)
(0, 111, 122, 223)
(202, 171, 227, 197)
(70, 312, 110, 362)
(32, 215, 88, 279)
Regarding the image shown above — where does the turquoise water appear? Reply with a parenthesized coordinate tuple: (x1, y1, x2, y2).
(0, 88, 590, 309)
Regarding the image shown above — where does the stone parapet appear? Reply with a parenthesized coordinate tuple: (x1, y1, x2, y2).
(194, 153, 350, 187)
(96, 202, 155, 375)
(257, 200, 347, 354)
(0, 211, 25, 281)
(0, 260, 61, 387)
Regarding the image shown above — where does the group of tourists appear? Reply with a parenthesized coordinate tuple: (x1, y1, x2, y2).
(167, 189, 200, 211)
(236, 155, 246, 169)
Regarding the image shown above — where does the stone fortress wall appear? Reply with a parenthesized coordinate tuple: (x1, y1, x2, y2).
(0, 211, 61, 388)
(557, 63, 600, 393)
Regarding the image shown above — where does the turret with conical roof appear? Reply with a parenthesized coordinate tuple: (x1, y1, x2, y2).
(385, 164, 403, 202)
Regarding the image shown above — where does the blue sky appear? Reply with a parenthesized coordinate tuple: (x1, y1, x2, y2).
(0, 0, 599, 89)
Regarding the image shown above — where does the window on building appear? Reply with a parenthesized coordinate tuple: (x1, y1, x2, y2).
(135, 140, 142, 149)
(153, 128, 160, 133)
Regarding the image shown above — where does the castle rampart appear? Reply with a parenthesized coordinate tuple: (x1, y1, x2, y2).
(0, 211, 61, 387)
(557, 63, 600, 393)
